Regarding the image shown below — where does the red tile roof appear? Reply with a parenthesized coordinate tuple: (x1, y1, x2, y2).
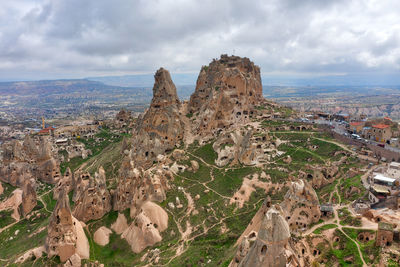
(350, 122, 363, 126)
(372, 124, 390, 129)
(39, 126, 55, 133)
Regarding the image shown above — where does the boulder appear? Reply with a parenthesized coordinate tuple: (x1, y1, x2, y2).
(111, 213, 129, 234)
(94, 226, 112, 246)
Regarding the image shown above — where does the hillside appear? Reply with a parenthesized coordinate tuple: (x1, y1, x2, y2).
(0, 55, 397, 267)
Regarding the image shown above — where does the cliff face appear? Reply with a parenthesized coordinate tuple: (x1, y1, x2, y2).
(130, 68, 184, 169)
(188, 54, 263, 136)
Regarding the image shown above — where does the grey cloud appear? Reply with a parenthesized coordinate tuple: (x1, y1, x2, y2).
(0, 0, 399, 81)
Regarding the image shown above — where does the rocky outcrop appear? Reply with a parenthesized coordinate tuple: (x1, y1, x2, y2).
(94, 226, 112, 246)
(113, 159, 173, 211)
(213, 129, 257, 166)
(188, 55, 263, 136)
(0, 136, 60, 186)
(280, 179, 321, 232)
(72, 166, 112, 222)
(233, 206, 299, 267)
(45, 189, 90, 262)
(115, 109, 133, 128)
(111, 213, 129, 234)
(121, 201, 168, 253)
(53, 167, 74, 200)
(130, 68, 184, 169)
(19, 180, 37, 217)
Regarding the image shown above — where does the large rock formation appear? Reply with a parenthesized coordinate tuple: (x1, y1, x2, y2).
(0, 136, 60, 186)
(72, 166, 112, 222)
(113, 158, 173, 211)
(188, 54, 263, 136)
(19, 180, 37, 217)
(45, 189, 90, 262)
(233, 206, 299, 267)
(130, 68, 184, 169)
(279, 179, 321, 233)
(121, 201, 168, 253)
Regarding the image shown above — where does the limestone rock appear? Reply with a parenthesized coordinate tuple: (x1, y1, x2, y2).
(63, 253, 81, 267)
(190, 160, 199, 172)
(235, 207, 298, 267)
(130, 68, 184, 169)
(73, 166, 112, 222)
(45, 188, 90, 262)
(0, 181, 3, 195)
(19, 180, 37, 217)
(0, 189, 23, 221)
(280, 179, 321, 232)
(113, 159, 172, 211)
(53, 167, 74, 200)
(121, 202, 168, 254)
(111, 213, 129, 234)
(188, 55, 263, 136)
(213, 129, 258, 166)
(94, 226, 112, 246)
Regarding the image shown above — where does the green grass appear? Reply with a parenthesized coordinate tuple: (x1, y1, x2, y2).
(325, 229, 363, 267)
(0, 183, 17, 202)
(0, 210, 16, 228)
(193, 143, 218, 165)
(210, 167, 256, 196)
(342, 228, 380, 264)
(338, 207, 362, 227)
(313, 224, 337, 234)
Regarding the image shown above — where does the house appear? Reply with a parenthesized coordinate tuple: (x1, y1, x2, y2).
(38, 126, 55, 136)
(320, 204, 334, 217)
(371, 124, 392, 143)
(376, 222, 394, 247)
(349, 121, 365, 134)
(369, 185, 390, 204)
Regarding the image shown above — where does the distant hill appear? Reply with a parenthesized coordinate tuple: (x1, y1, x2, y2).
(0, 79, 149, 96)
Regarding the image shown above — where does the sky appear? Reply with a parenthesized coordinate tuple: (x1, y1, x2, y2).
(1, 0, 400, 84)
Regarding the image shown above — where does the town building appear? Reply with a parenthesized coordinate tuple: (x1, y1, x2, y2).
(349, 121, 365, 134)
(376, 222, 394, 247)
(370, 124, 392, 143)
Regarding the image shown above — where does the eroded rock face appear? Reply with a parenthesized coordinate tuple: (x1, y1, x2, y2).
(188, 55, 263, 136)
(20, 180, 37, 218)
(72, 166, 112, 222)
(213, 129, 257, 166)
(130, 68, 184, 169)
(113, 158, 173, 211)
(0, 136, 60, 186)
(53, 167, 74, 200)
(280, 179, 321, 232)
(121, 201, 168, 253)
(235, 206, 299, 267)
(45, 189, 77, 262)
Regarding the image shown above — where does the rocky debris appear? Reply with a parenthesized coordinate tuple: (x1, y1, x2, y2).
(15, 246, 46, 264)
(113, 159, 173, 211)
(111, 213, 129, 234)
(63, 253, 81, 267)
(233, 206, 299, 267)
(94, 226, 112, 246)
(45, 188, 89, 262)
(190, 160, 199, 172)
(130, 68, 184, 169)
(121, 201, 168, 253)
(19, 180, 37, 217)
(188, 55, 263, 137)
(280, 179, 321, 232)
(72, 166, 112, 222)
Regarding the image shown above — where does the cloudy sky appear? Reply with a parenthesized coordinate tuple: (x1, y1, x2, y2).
(1, 0, 400, 83)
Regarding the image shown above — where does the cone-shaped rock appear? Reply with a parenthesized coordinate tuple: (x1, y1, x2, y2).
(130, 68, 184, 169)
